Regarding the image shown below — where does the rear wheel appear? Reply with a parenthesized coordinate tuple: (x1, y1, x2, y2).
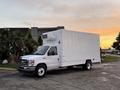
(35, 65, 46, 77)
(67, 66, 74, 69)
(84, 61, 92, 70)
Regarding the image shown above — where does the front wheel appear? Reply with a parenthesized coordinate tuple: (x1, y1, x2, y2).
(35, 65, 46, 77)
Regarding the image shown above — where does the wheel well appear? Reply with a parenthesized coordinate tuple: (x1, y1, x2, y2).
(86, 59, 92, 65)
(36, 63, 47, 70)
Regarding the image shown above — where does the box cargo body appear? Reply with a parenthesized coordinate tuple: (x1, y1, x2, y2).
(43, 29, 101, 67)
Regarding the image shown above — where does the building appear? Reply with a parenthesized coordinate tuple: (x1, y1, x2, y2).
(0, 27, 29, 32)
(0, 26, 64, 41)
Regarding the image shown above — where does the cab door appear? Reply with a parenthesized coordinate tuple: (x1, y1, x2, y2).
(46, 46, 60, 69)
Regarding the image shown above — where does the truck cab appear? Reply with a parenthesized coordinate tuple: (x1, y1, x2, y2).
(18, 30, 62, 77)
(18, 45, 61, 77)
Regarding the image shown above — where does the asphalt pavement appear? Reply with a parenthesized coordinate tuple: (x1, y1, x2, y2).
(0, 61, 120, 90)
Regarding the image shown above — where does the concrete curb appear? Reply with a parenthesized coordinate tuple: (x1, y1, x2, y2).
(0, 67, 17, 71)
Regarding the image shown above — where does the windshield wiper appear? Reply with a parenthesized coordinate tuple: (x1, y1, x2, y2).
(33, 53, 43, 55)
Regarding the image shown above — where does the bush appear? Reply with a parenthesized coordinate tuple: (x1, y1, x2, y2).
(0, 29, 42, 64)
(102, 55, 120, 63)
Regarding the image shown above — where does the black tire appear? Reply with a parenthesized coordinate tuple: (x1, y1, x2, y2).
(67, 66, 74, 69)
(84, 61, 92, 70)
(35, 64, 47, 77)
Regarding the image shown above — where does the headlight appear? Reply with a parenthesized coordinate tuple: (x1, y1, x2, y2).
(28, 60, 34, 66)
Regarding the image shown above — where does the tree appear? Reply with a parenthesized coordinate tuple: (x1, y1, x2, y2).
(112, 32, 120, 51)
(0, 29, 38, 64)
(0, 30, 10, 60)
(38, 36, 43, 46)
(24, 32, 38, 55)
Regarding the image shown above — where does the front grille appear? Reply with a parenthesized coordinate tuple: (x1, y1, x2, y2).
(20, 59, 28, 66)
(19, 66, 24, 69)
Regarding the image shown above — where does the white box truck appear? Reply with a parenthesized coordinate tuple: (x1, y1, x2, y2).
(18, 29, 101, 77)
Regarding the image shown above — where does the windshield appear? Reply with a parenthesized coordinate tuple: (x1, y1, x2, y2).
(33, 46, 49, 55)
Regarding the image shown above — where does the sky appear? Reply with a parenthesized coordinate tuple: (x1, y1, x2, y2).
(0, 0, 120, 49)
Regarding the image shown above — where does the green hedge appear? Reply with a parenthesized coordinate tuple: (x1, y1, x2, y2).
(102, 55, 120, 63)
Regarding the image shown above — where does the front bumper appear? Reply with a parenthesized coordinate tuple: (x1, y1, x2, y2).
(18, 66, 36, 73)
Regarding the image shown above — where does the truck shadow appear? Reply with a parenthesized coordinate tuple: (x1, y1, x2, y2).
(0, 68, 96, 80)
(47, 68, 82, 75)
(47, 67, 93, 75)
(19, 67, 95, 79)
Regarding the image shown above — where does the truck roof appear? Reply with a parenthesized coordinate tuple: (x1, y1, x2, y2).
(43, 29, 99, 36)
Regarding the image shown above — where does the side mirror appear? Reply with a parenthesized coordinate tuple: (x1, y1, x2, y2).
(47, 51, 55, 56)
(47, 52, 50, 56)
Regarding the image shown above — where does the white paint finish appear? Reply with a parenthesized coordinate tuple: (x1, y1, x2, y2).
(21, 29, 101, 71)
(45, 54, 59, 70)
(61, 30, 101, 66)
(43, 29, 101, 67)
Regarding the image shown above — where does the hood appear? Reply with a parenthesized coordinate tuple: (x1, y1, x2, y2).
(21, 55, 44, 60)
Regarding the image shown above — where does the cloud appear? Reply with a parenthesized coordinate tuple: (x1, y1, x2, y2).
(0, 0, 120, 48)
(12, 0, 119, 30)
(0, 0, 120, 31)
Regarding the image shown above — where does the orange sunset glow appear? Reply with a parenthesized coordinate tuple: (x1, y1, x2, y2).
(80, 27, 120, 49)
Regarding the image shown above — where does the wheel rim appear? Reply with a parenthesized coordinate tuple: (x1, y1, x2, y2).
(87, 63, 91, 70)
(38, 68, 45, 76)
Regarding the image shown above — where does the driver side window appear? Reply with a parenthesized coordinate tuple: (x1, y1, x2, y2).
(48, 46, 58, 56)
